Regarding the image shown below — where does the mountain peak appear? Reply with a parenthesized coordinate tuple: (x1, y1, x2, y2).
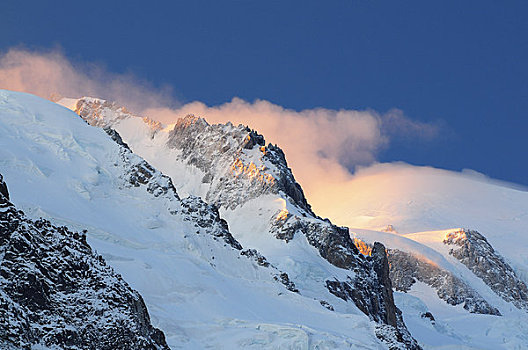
(59, 97, 162, 132)
(175, 114, 209, 128)
(0, 174, 9, 201)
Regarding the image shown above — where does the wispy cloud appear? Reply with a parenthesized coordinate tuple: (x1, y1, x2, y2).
(0, 47, 174, 112)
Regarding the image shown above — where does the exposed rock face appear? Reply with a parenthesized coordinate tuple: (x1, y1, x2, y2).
(180, 195, 242, 250)
(388, 249, 500, 315)
(372, 242, 398, 327)
(261, 143, 313, 215)
(166, 115, 313, 213)
(272, 218, 362, 269)
(74, 98, 162, 135)
(273, 272, 299, 293)
(325, 243, 420, 350)
(104, 127, 132, 151)
(115, 134, 179, 200)
(445, 229, 528, 311)
(0, 175, 169, 350)
(239, 249, 298, 292)
(0, 175, 8, 200)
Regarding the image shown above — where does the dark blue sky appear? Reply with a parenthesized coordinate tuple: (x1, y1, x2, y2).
(2, 1, 528, 185)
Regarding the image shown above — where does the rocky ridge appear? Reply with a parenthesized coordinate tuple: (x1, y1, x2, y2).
(104, 125, 241, 250)
(353, 226, 528, 317)
(388, 248, 500, 315)
(444, 229, 528, 311)
(0, 174, 169, 350)
(74, 98, 162, 137)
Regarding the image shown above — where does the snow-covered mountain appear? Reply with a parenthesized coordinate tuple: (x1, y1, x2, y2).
(58, 95, 528, 350)
(4, 89, 527, 349)
(56, 94, 421, 349)
(0, 90, 424, 349)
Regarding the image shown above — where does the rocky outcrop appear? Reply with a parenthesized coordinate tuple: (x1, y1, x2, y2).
(0, 175, 8, 200)
(180, 195, 242, 250)
(372, 242, 398, 327)
(445, 229, 528, 311)
(388, 248, 500, 315)
(271, 215, 418, 339)
(115, 134, 179, 200)
(261, 143, 313, 214)
(0, 175, 169, 350)
(325, 242, 421, 350)
(74, 98, 162, 135)
(104, 127, 132, 151)
(272, 218, 363, 269)
(273, 273, 299, 293)
(166, 115, 313, 213)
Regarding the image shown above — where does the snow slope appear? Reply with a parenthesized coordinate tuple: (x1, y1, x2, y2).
(0, 90, 392, 348)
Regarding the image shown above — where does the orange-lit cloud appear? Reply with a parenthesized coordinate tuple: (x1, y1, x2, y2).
(0, 48, 442, 217)
(0, 47, 174, 113)
(145, 100, 439, 199)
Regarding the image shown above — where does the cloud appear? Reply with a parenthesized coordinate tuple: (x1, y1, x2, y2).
(0, 47, 174, 113)
(144, 100, 440, 195)
(380, 108, 440, 141)
(0, 47, 442, 215)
